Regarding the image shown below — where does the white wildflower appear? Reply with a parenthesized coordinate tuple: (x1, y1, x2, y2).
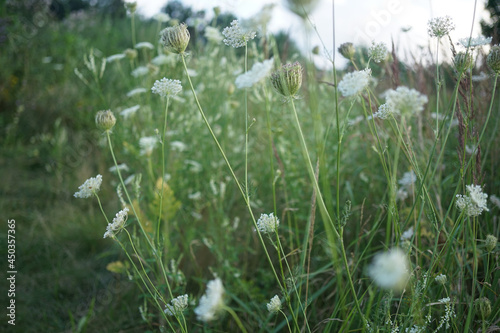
(471, 71, 489, 81)
(194, 278, 225, 322)
(435, 274, 447, 285)
(103, 207, 129, 238)
(164, 294, 189, 316)
(266, 295, 281, 314)
(490, 194, 500, 209)
(131, 66, 149, 77)
(106, 53, 126, 63)
(338, 68, 371, 97)
(459, 36, 492, 48)
(139, 136, 157, 156)
(427, 16, 455, 38)
(396, 187, 409, 201)
(384, 87, 428, 117)
(151, 78, 182, 97)
(126, 88, 147, 97)
(257, 213, 280, 234)
(368, 248, 409, 291)
(205, 26, 223, 44)
(222, 20, 256, 48)
(235, 58, 274, 89)
(135, 42, 154, 50)
(374, 103, 394, 119)
(405, 326, 426, 333)
(400, 227, 414, 241)
(170, 141, 187, 152)
(109, 163, 129, 173)
(151, 54, 171, 66)
(185, 160, 202, 173)
(154, 12, 170, 23)
(456, 184, 489, 217)
(368, 41, 388, 63)
(74, 174, 103, 198)
(399, 171, 417, 187)
(188, 191, 202, 200)
(120, 105, 140, 119)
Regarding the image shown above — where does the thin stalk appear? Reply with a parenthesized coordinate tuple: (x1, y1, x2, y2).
(244, 44, 250, 203)
(157, 97, 170, 247)
(435, 37, 441, 134)
(223, 306, 248, 333)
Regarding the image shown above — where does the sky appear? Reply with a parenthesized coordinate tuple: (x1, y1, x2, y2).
(132, 0, 491, 68)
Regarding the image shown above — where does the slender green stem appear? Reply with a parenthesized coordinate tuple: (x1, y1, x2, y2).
(157, 97, 170, 247)
(244, 44, 250, 203)
(435, 37, 441, 135)
(223, 306, 248, 333)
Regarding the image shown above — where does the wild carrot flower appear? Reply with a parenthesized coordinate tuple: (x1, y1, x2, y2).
(160, 23, 190, 54)
(270, 62, 303, 98)
(368, 41, 388, 63)
(257, 213, 280, 234)
(194, 278, 225, 322)
(374, 103, 393, 119)
(455, 184, 489, 217)
(151, 78, 182, 97)
(103, 207, 129, 238)
(204, 26, 223, 44)
(106, 53, 126, 63)
(131, 66, 149, 78)
(124, 48, 138, 60)
(235, 58, 274, 89)
(126, 87, 147, 97)
(95, 110, 116, 132)
(487, 45, 500, 74)
(454, 52, 474, 74)
(384, 86, 428, 117)
(427, 16, 455, 38)
(154, 12, 170, 22)
(120, 105, 140, 119)
(222, 20, 256, 48)
(267, 295, 282, 314)
(164, 294, 189, 316)
(74, 174, 103, 198)
(490, 194, 500, 209)
(135, 42, 154, 50)
(368, 248, 409, 291)
(459, 36, 492, 48)
(139, 136, 157, 156)
(338, 68, 371, 97)
(485, 234, 497, 252)
(435, 274, 447, 285)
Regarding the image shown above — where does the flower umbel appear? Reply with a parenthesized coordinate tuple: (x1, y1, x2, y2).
(151, 78, 182, 98)
(222, 20, 256, 48)
(459, 35, 492, 48)
(455, 184, 489, 217)
(427, 16, 455, 38)
(257, 213, 280, 234)
(103, 207, 129, 238)
(160, 23, 190, 54)
(368, 41, 388, 63)
(74, 174, 103, 199)
(164, 294, 189, 316)
(383, 86, 428, 117)
(194, 278, 225, 322)
(487, 45, 500, 74)
(267, 295, 282, 314)
(270, 62, 303, 98)
(338, 68, 371, 97)
(367, 248, 409, 291)
(235, 58, 274, 89)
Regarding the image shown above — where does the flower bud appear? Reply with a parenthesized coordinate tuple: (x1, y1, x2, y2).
(95, 110, 116, 132)
(312, 45, 320, 55)
(338, 42, 355, 60)
(475, 297, 491, 319)
(485, 234, 497, 252)
(124, 48, 138, 60)
(434, 274, 447, 285)
(213, 6, 221, 17)
(270, 62, 303, 98)
(124, 1, 137, 14)
(160, 23, 190, 54)
(454, 52, 473, 75)
(487, 45, 500, 74)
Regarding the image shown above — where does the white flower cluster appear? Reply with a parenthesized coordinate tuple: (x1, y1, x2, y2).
(374, 103, 393, 119)
(103, 207, 129, 238)
(257, 213, 280, 234)
(435, 274, 447, 285)
(382, 86, 428, 117)
(489, 194, 500, 209)
(456, 184, 489, 217)
(139, 136, 158, 156)
(235, 58, 274, 89)
(459, 35, 492, 48)
(151, 78, 182, 98)
(367, 248, 409, 291)
(131, 66, 149, 77)
(74, 174, 103, 198)
(120, 105, 140, 119)
(427, 16, 455, 38)
(135, 42, 154, 50)
(368, 41, 388, 63)
(338, 68, 371, 97)
(164, 294, 189, 316)
(106, 53, 126, 63)
(222, 20, 256, 48)
(127, 87, 147, 97)
(266, 295, 281, 314)
(194, 278, 225, 322)
(204, 26, 223, 44)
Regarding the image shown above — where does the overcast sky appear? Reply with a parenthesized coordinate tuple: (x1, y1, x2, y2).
(133, 0, 491, 67)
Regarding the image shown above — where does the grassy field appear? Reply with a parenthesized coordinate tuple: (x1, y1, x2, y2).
(1, 1, 499, 332)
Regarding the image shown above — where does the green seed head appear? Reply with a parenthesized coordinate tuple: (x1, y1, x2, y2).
(270, 62, 303, 98)
(454, 52, 474, 75)
(95, 110, 116, 132)
(485, 234, 497, 252)
(487, 45, 500, 74)
(124, 48, 138, 60)
(338, 42, 355, 60)
(160, 23, 190, 55)
(475, 297, 491, 319)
